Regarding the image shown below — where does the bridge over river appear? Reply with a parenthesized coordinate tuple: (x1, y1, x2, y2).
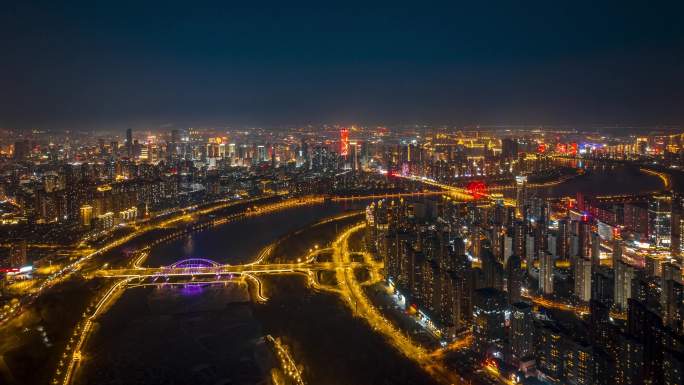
(94, 257, 376, 278)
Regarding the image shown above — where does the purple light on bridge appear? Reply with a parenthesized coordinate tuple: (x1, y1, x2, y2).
(169, 258, 220, 269)
(180, 283, 204, 296)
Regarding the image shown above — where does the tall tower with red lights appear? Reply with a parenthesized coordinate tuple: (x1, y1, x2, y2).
(340, 128, 349, 156)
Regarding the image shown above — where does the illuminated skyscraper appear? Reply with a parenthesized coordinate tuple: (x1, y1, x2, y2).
(578, 219, 591, 259)
(509, 302, 535, 364)
(349, 141, 359, 171)
(257, 145, 267, 162)
(648, 194, 671, 248)
(557, 219, 569, 259)
(515, 175, 527, 217)
(301, 138, 309, 167)
(539, 251, 554, 295)
(671, 196, 683, 262)
(340, 128, 349, 156)
(472, 288, 506, 357)
(614, 260, 635, 310)
(537, 322, 563, 382)
(565, 340, 595, 385)
(470, 226, 481, 260)
(512, 220, 526, 259)
(591, 232, 601, 266)
(574, 257, 592, 302)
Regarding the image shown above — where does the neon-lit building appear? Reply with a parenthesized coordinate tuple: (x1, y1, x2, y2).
(340, 128, 349, 156)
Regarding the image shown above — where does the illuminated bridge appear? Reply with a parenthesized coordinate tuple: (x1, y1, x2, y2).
(94, 258, 374, 278)
(330, 190, 449, 201)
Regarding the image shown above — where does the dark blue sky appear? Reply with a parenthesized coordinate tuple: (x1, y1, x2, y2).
(1, 1, 683, 130)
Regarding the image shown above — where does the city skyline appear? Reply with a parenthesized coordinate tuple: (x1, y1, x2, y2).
(2, 123, 684, 384)
(3, 2, 684, 385)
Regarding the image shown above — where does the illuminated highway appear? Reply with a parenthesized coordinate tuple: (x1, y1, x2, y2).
(330, 223, 468, 384)
(523, 291, 627, 320)
(57, 277, 133, 385)
(639, 167, 671, 189)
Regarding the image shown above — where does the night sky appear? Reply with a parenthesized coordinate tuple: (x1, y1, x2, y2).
(1, 1, 683, 130)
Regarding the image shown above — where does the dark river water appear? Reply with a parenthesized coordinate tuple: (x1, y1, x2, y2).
(75, 165, 666, 385)
(524, 161, 665, 198)
(145, 203, 361, 267)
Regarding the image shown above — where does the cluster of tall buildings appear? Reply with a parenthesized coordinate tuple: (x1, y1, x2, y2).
(366, 191, 684, 384)
(366, 198, 473, 338)
(10, 161, 180, 229)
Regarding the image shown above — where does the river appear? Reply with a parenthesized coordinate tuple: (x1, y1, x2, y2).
(526, 161, 665, 198)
